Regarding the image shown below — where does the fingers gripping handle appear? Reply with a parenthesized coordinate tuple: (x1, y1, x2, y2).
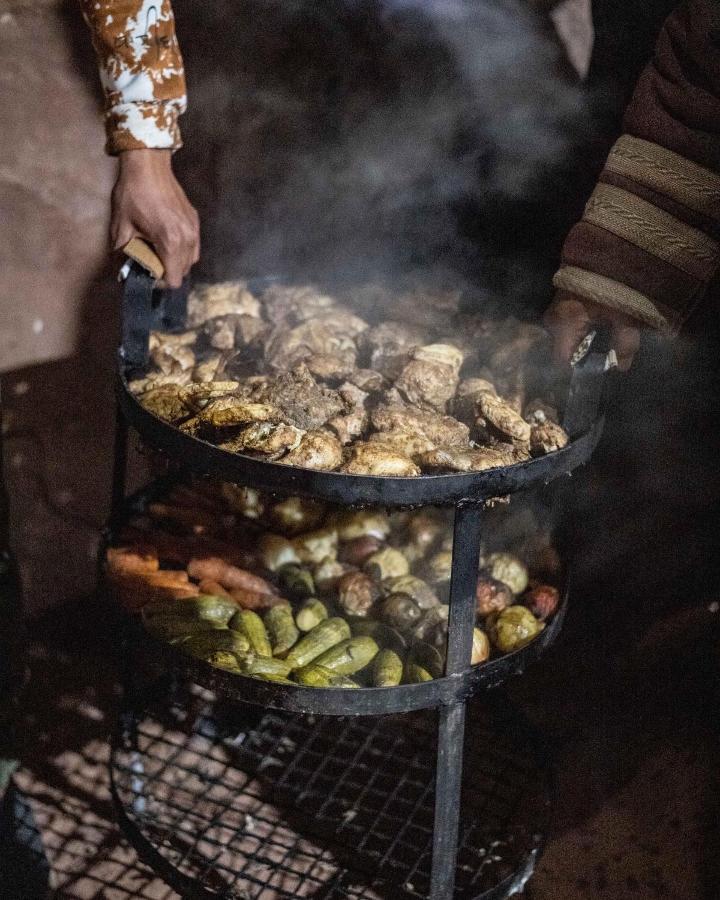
(563, 326, 617, 438)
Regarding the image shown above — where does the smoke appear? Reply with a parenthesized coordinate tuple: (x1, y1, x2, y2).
(179, 0, 594, 307)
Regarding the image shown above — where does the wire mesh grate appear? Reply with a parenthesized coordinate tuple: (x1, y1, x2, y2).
(111, 685, 547, 899)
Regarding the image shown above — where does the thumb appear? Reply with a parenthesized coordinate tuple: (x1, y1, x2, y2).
(544, 294, 593, 365)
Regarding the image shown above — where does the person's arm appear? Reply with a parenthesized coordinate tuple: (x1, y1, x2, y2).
(80, 0, 199, 286)
(546, 0, 720, 368)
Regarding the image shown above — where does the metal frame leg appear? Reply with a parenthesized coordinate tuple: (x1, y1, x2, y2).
(429, 501, 484, 900)
(110, 405, 129, 534)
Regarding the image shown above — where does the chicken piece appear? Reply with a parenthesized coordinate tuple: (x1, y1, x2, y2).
(192, 354, 224, 383)
(129, 372, 192, 394)
(523, 398, 559, 425)
(413, 343, 464, 376)
(138, 385, 188, 422)
(416, 445, 521, 473)
(452, 377, 497, 421)
(395, 358, 459, 412)
(371, 403, 470, 448)
(279, 430, 343, 470)
(219, 422, 305, 458)
(476, 392, 531, 443)
(305, 353, 356, 381)
(177, 381, 240, 412)
(202, 314, 267, 353)
(327, 408, 368, 445)
(367, 429, 436, 457)
(264, 319, 357, 373)
(187, 281, 260, 326)
(149, 337, 196, 375)
(530, 421, 569, 455)
(249, 365, 344, 431)
(340, 442, 421, 477)
(261, 284, 336, 325)
(361, 321, 428, 379)
(203, 316, 236, 351)
(330, 381, 371, 442)
(348, 369, 386, 393)
(197, 397, 279, 428)
(149, 329, 197, 350)
(310, 308, 368, 339)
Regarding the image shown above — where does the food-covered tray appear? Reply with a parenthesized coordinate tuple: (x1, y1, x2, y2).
(107, 477, 568, 716)
(116, 260, 608, 507)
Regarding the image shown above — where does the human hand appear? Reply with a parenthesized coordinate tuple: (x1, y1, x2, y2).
(543, 290, 641, 371)
(111, 149, 200, 288)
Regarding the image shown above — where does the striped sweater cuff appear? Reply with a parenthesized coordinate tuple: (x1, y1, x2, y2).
(555, 135, 720, 332)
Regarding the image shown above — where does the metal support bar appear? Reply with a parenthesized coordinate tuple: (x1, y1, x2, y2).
(109, 407, 129, 535)
(429, 501, 484, 900)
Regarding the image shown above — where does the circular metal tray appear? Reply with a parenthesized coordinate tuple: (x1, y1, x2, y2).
(111, 477, 569, 717)
(117, 368, 603, 507)
(110, 684, 550, 900)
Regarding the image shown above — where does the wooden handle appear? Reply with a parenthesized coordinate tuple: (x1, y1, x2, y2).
(123, 237, 165, 280)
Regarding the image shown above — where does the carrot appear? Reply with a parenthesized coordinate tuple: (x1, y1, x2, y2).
(198, 580, 234, 599)
(187, 557, 277, 596)
(106, 545, 159, 576)
(108, 571, 199, 611)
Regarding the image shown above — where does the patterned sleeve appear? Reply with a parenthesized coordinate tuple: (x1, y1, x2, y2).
(553, 0, 720, 333)
(80, 0, 187, 154)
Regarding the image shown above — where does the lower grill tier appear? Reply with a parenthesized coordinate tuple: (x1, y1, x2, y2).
(110, 684, 549, 899)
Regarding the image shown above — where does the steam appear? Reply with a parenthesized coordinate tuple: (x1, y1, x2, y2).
(181, 0, 592, 305)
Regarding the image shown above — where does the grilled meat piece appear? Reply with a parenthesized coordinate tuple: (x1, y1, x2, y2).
(530, 421, 569, 455)
(279, 430, 343, 470)
(310, 308, 368, 338)
(452, 377, 497, 421)
(138, 385, 188, 423)
(203, 314, 267, 351)
(261, 284, 336, 325)
(219, 422, 304, 457)
(371, 403, 470, 448)
(395, 358, 459, 412)
(413, 343, 464, 376)
(249, 365, 344, 431)
(476, 392, 531, 443)
(329, 381, 371, 442)
(129, 372, 192, 394)
(192, 354, 224, 383)
(347, 369, 386, 393)
(264, 320, 357, 373)
(361, 321, 428, 379)
(198, 398, 279, 428)
(340, 442, 421, 476)
(524, 398, 560, 425)
(367, 429, 436, 457)
(306, 353, 357, 381)
(178, 382, 241, 412)
(187, 281, 260, 326)
(416, 445, 521, 473)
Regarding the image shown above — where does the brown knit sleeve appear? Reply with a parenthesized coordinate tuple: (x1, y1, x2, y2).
(553, 0, 720, 333)
(79, 0, 187, 154)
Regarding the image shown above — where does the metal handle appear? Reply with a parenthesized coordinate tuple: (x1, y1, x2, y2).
(119, 241, 188, 372)
(562, 326, 616, 437)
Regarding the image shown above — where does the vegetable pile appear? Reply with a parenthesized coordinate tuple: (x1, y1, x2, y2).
(129, 279, 568, 476)
(107, 480, 560, 688)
